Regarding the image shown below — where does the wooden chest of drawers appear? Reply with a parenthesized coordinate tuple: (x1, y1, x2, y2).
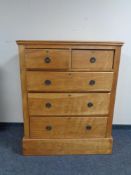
(17, 41, 123, 155)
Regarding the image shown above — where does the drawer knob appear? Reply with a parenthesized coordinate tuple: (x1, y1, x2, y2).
(89, 80, 95, 86)
(45, 125, 52, 131)
(85, 125, 92, 130)
(87, 102, 93, 108)
(45, 102, 52, 108)
(44, 80, 51, 86)
(44, 57, 51, 63)
(90, 57, 96, 63)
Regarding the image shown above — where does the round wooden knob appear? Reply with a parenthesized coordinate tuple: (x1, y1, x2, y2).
(89, 80, 95, 86)
(90, 57, 96, 63)
(85, 125, 92, 130)
(44, 57, 51, 63)
(44, 80, 51, 86)
(87, 102, 93, 108)
(45, 102, 52, 108)
(46, 125, 52, 131)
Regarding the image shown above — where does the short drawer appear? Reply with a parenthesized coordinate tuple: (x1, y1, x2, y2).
(30, 117, 107, 139)
(27, 71, 113, 92)
(72, 50, 114, 70)
(25, 49, 70, 69)
(28, 93, 110, 116)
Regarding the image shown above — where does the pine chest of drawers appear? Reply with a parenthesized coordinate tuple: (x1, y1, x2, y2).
(17, 41, 123, 155)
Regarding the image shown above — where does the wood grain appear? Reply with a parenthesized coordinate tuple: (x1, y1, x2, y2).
(23, 137, 113, 155)
(18, 45, 30, 137)
(72, 50, 114, 70)
(25, 49, 70, 69)
(30, 117, 107, 139)
(17, 40, 123, 155)
(27, 71, 113, 92)
(28, 93, 110, 116)
(17, 40, 123, 46)
(106, 46, 122, 137)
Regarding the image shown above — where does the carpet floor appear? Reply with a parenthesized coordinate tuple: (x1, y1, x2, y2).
(0, 124, 131, 175)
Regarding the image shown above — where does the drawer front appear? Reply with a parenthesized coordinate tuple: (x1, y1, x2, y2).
(28, 93, 110, 116)
(30, 117, 107, 139)
(27, 71, 113, 92)
(72, 50, 114, 70)
(25, 49, 70, 69)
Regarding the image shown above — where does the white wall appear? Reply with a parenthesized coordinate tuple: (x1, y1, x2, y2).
(0, 0, 131, 124)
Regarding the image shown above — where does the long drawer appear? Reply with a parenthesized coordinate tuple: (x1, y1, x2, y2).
(25, 49, 70, 69)
(28, 93, 110, 116)
(30, 117, 107, 139)
(27, 72, 113, 92)
(72, 50, 114, 70)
